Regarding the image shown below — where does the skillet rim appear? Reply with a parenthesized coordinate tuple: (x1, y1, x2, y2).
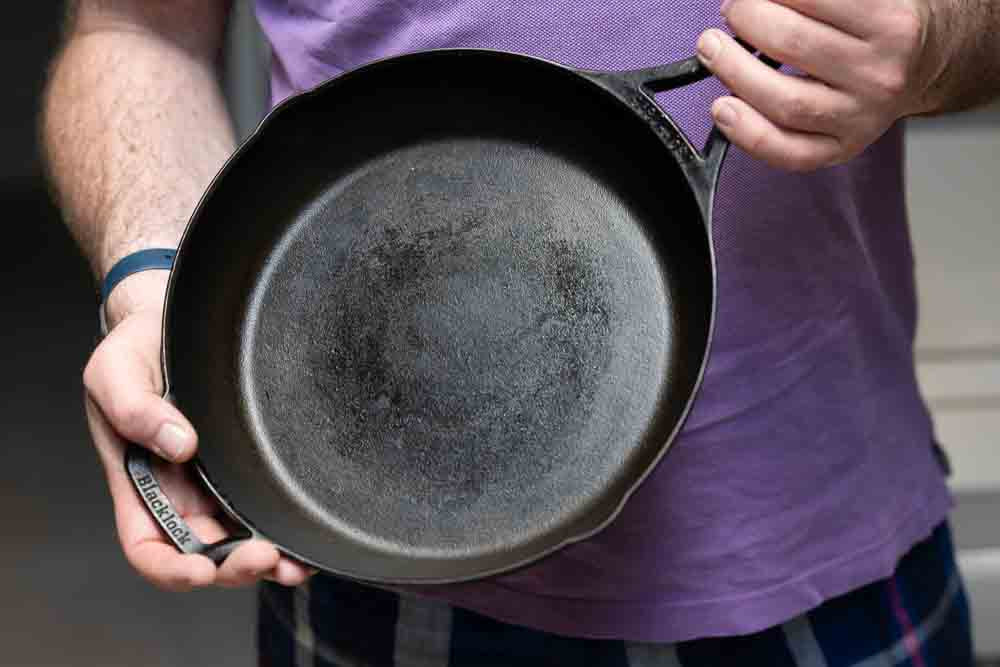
(160, 47, 719, 583)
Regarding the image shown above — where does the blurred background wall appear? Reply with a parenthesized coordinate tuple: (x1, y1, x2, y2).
(910, 109, 1000, 659)
(1, 2, 997, 665)
(0, 4, 263, 665)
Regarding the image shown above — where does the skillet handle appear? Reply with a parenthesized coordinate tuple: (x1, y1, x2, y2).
(633, 41, 783, 92)
(631, 55, 730, 179)
(600, 45, 782, 213)
(627, 43, 782, 162)
(126, 444, 252, 564)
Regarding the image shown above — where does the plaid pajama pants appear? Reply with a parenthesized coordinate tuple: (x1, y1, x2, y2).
(258, 522, 973, 666)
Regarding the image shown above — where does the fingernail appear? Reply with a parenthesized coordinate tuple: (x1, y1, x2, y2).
(155, 422, 193, 460)
(714, 101, 738, 127)
(697, 31, 723, 63)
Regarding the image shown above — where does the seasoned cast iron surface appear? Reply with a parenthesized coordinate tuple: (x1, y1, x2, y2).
(242, 138, 672, 554)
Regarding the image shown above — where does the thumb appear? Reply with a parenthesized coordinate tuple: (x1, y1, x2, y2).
(84, 311, 197, 462)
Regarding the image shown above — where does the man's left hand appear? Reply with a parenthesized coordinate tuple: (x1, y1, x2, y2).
(696, 0, 947, 171)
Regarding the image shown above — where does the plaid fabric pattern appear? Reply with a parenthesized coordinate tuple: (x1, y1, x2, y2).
(258, 522, 973, 666)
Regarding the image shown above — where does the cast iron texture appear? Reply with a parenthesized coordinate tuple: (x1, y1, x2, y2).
(139, 49, 721, 582)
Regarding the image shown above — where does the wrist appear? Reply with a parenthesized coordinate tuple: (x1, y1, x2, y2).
(910, 0, 965, 115)
(104, 269, 170, 332)
(915, 1, 945, 114)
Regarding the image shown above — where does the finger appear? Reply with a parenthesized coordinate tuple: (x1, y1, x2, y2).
(721, 0, 869, 89)
(113, 479, 229, 558)
(127, 541, 217, 592)
(87, 395, 220, 537)
(215, 540, 281, 588)
(711, 96, 844, 172)
(87, 397, 226, 589)
(697, 30, 858, 135)
(749, 0, 875, 39)
(84, 315, 197, 462)
(270, 557, 314, 587)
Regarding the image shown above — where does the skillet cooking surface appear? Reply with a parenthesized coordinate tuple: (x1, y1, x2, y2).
(167, 51, 711, 581)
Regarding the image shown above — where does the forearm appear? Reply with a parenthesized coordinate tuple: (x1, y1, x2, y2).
(920, 0, 1000, 114)
(42, 1, 235, 287)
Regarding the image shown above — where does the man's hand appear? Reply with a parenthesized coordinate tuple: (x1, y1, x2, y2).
(695, 0, 962, 171)
(84, 272, 312, 590)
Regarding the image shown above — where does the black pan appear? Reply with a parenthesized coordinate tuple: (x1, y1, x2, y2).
(127, 47, 744, 583)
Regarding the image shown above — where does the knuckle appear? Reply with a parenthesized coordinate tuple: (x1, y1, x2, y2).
(82, 359, 100, 395)
(884, 6, 925, 48)
(871, 65, 908, 99)
(778, 92, 823, 128)
(106, 394, 148, 436)
(817, 107, 847, 130)
(721, 0, 744, 20)
(746, 123, 771, 159)
(82, 347, 110, 395)
(782, 93, 810, 125)
(773, 24, 809, 63)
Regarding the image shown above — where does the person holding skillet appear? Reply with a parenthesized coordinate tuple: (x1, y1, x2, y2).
(43, 0, 997, 664)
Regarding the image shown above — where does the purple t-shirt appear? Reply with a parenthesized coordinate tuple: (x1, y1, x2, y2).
(254, 0, 952, 641)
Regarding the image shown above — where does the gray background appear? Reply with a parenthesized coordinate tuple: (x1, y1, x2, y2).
(2, 2, 998, 665)
(0, 4, 257, 666)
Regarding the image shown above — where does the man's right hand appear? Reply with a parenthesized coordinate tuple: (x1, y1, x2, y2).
(84, 271, 312, 590)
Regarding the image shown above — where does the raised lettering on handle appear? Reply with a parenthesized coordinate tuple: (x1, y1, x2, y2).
(126, 444, 252, 563)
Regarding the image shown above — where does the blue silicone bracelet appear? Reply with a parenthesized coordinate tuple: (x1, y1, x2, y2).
(97, 248, 176, 338)
(100, 248, 176, 303)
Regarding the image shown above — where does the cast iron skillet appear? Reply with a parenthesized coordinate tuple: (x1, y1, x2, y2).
(126, 47, 763, 584)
